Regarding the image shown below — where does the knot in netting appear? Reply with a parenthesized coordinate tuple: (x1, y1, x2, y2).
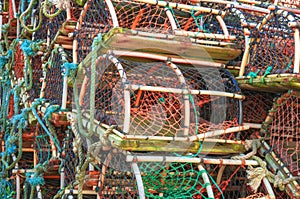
(11, 108, 31, 129)
(62, 62, 78, 77)
(0, 50, 12, 69)
(44, 105, 60, 120)
(26, 173, 45, 187)
(20, 40, 43, 57)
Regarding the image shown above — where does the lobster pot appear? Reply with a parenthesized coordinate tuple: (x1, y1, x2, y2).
(242, 90, 277, 124)
(41, 47, 72, 108)
(12, 41, 43, 102)
(78, 55, 242, 138)
(261, 91, 300, 177)
(242, 10, 300, 76)
(73, 0, 114, 63)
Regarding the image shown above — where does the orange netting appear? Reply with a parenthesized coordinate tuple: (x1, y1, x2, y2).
(78, 56, 242, 138)
(13, 44, 24, 79)
(261, 91, 300, 176)
(113, 1, 173, 34)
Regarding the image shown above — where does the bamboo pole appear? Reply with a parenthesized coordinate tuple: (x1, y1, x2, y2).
(262, 178, 276, 199)
(294, 28, 300, 73)
(123, 84, 245, 99)
(174, 30, 236, 40)
(216, 15, 229, 38)
(127, 156, 260, 165)
(167, 62, 190, 136)
(108, 50, 224, 67)
(134, 0, 225, 15)
(165, 8, 178, 30)
(52, 48, 69, 110)
(131, 162, 146, 199)
(105, 0, 119, 27)
(199, 165, 214, 199)
(244, 123, 262, 129)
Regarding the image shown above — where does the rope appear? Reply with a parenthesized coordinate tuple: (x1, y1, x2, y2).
(261, 65, 272, 83)
(42, 0, 63, 19)
(62, 62, 78, 77)
(247, 70, 260, 84)
(19, 0, 43, 33)
(32, 99, 62, 152)
(232, 139, 261, 160)
(0, 50, 12, 69)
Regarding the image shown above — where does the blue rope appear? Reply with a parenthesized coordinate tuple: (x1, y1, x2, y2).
(11, 108, 31, 129)
(0, 50, 12, 69)
(26, 173, 45, 187)
(62, 62, 78, 77)
(43, 104, 60, 120)
(31, 99, 62, 153)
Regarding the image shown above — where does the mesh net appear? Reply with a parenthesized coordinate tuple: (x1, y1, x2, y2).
(261, 91, 300, 177)
(13, 43, 25, 80)
(113, 0, 172, 34)
(245, 10, 300, 76)
(73, 0, 113, 63)
(27, 55, 43, 102)
(47, 9, 67, 42)
(43, 48, 65, 106)
(78, 56, 241, 139)
(242, 90, 278, 124)
(139, 161, 213, 198)
(204, 164, 270, 199)
(222, 6, 268, 66)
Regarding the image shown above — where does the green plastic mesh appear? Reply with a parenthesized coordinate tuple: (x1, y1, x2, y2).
(139, 161, 213, 198)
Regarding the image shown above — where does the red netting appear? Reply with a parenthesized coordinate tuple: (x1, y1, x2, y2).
(261, 91, 300, 176)
(242, 90, 277, 123)
(78, 56, 242, 138)
(204, 164, 270, 199)
(13, 44, 24, 79)
(113, 0, 172, 33)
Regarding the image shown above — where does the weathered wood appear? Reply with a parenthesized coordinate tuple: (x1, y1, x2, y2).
(236, 75, 300, 92)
